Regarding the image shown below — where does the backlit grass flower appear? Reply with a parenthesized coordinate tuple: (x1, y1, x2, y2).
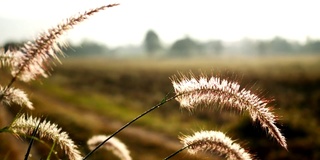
(180, 130, 253, 160)
(0, 85, 33, 110)
(10, 4, 119, 82)
(171, 73, 287, 149)
(87, 135, 132, 160)
(9, 114, 82, 160)
(0, 48, 14, 68)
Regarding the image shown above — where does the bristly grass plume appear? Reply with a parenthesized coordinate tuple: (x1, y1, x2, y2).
(9, 114, 82, 160)
(179, 130, 253, 160)
(4, 3, 119, 83)
(87, 135, 132, 160)
(0, 86, 33, 110)
(171, 72, 287, 149)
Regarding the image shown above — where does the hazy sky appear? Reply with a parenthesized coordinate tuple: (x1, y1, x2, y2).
(1, 0, 320, 47)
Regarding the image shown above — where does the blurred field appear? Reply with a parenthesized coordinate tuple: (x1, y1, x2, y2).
(1, 54, 320, 160)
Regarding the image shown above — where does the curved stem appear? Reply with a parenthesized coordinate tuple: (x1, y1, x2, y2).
(82, 94, 178, 160)
(163, 145, 188, 160)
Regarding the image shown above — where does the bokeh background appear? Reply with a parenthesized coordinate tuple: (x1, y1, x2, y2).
(1, 0, 319, 159)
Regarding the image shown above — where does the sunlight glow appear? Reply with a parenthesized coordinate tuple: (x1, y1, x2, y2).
(1, 0, 319, 46)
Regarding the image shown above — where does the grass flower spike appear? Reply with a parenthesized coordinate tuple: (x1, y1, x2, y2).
(0, 48, 15, 68)
(180, 130, 253, 160)
(171, 73, 287, 149)
(87, 135, 132, 160)
(0, 86, 33, 110)
(9, 3, 119, 82)
(9, 114, 82, 160)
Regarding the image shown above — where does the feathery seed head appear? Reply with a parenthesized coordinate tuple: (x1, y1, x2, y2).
(180, 130, 253, 160)
(171, 73, 287, 149)
(0, 86, 33, 110)
(87, 135, 132, 160)
(0, 48, 13, 68)
(9, 114, 82, 160)
(10, 4, 119, 82)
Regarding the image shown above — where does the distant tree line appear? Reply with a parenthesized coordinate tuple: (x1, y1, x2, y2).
(143, 30, 320, 57)
(61, 40, 109, 57)
(2, 31, 320, 58)
(255, 37, 310, 54)
(2, 40, 109, 57)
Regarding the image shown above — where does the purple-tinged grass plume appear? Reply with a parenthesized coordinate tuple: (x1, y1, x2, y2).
(9, 114, 82, 160)
(87, 135, 132, 160)
(171, 73, 287, 149)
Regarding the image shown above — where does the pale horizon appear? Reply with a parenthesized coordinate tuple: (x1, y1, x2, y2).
(1, 0, 320, 47)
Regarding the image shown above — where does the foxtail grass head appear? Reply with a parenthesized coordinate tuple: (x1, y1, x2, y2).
(7, 4, 119, 82)
(0, 86, 33, 110)
(180, 130, 253, 160)
(9, 114, 82, 160)
(171, 72, 287, 149)
(87, 135, 132, 160)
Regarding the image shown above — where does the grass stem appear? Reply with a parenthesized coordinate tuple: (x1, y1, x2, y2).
(24, 121, 40, 160)
(163, 145, 188, 160)
(83, 94, 177, 159)
(46, 141, 56, 160)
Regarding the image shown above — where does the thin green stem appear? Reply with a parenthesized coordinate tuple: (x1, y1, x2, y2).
(0, 126, 9, 133)
(163, 145, 189, 160)
(82, 93, 178, 160)
(47, 141, 56, 160)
